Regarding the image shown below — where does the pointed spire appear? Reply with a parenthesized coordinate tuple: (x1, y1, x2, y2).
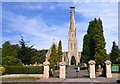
(70, 6, 76, 32)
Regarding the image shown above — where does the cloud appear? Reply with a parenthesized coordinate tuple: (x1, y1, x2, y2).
(2, 9, 69, 50)
(12, 3, 56, 11)
(2, 2, 118, 53)
(72, 2, 118, 53)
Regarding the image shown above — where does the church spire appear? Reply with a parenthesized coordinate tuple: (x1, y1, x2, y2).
(70, 6, 76, 32)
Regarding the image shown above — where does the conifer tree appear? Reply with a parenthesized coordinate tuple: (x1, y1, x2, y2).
(81, 34, 90, 63)
(18, 35, 34, 65)
(48, 43, 57, 68)
(110, 41, 120, 64)
(81, 18, 109, 66)
(58, 40, 62, 62)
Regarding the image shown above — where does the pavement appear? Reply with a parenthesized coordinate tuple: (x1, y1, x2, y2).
(36, 77, 119, 83)
(1, 75, 120, 84)
(1, 65, 120, 84)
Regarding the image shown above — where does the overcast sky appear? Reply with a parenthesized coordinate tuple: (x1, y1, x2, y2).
(2, 1, 118, 53)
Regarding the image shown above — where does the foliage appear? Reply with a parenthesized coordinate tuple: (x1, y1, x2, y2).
(57, 40, 62, 62)
(2, 41, 20, 57)
(0, 48, 2, 65)
(4, 66, 43, 74)
(31, 56, 41, 64)
(49, 41, 63, 68)
(33, 49, 48, 64)
(49, 43, 58, 68)
(2, 34, 48, 66)
(2, 56, 23, 66)
(110, 41, 120, 64)
(71, 56, 76, 65)
(81, 34, 90, 63)
(18, 35, 34, 65)
(81, 18, 109, 66)
(0, 66, 6, 75)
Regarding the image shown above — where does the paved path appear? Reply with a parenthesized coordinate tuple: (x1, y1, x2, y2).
(66, 65, 77, 78)
(66, 65, 89, 78)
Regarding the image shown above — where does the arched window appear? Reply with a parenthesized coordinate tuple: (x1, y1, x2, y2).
(71, 43, 72, 50)
(74, 43, 75, 50)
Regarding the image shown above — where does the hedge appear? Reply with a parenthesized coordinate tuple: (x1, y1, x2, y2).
(4, 66, 43, 74)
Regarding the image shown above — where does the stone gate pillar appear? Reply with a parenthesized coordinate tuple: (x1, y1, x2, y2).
(43, 59, 50, 78)
(88, 60, 96, 79)
(59, 62, 66, 78)
(105, 60, 112, 78)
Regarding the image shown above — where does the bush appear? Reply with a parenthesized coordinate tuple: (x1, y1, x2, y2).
(0, 66, 6, 75)
(2, 56, 23, 66)
(4, 66, 43, 74)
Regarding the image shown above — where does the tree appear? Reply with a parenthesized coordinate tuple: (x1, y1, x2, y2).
(32, 49, 48, 64)
(2, 41, 11, 57)
(93, 19, 109, 66)
(81, 18, 108, 66)
(57, 40, 62, 62)
(18, 35, 34, 65)
(2, 56, 22, 66)
(2, 41, 20, 58)
(71, 56, 76, 65)
(110, 41, 120, 64)
(48, 43, 58, 68)
(81, 34, 90, 63)
(0, 48, 2, 65)
(31, 56, 41, 64)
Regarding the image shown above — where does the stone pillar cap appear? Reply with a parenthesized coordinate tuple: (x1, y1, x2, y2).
(59, 62, 66, 66)
(88, 60, 96, 65)
(43, 59, 50, 66)
(105, 60, 111, 64)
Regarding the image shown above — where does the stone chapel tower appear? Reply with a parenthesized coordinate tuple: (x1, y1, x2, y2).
(68, 6, 80, 65)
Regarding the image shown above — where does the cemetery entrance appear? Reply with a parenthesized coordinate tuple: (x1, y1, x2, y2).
(66, 64, 89, 78)
(49, 63, 59, 78)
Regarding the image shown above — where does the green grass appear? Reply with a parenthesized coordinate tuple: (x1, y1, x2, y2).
(2, 77, 40, 82)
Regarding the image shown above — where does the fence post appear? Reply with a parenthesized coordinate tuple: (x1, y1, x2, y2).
(43, 59, 50, 78)
(105, 60, 112, 78)
(59, 62, 66, 78)
(88, 60, 96, 79)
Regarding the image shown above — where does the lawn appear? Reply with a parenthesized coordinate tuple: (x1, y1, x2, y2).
(2, 76, 40, 82)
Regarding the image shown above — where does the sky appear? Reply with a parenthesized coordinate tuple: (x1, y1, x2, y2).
(2, 1, 118, 53)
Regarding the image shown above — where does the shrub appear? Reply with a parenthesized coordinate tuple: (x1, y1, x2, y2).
(0, 66, 6, 75)
(4, 66, 43, 74)
(2, 56, 23, 66)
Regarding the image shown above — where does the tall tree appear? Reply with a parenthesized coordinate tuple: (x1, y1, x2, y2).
(57, 40, 62, 62)
(81, 34, 90, 63)
(18, 35, 34, 65)
(110, 41, 120, 64)
(48, 43, 58, 68)
(81, 18, 108, 66)
(93, 18, 109, 66)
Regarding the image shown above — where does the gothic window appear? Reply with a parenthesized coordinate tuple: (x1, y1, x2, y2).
(72, 33, 74, 38)
(71, 33, 74, 38)
(71, 43, 72, 50)
(74, 43, 75, 50)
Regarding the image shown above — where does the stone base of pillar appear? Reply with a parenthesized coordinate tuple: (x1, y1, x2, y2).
(59, 62, 66, 78)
